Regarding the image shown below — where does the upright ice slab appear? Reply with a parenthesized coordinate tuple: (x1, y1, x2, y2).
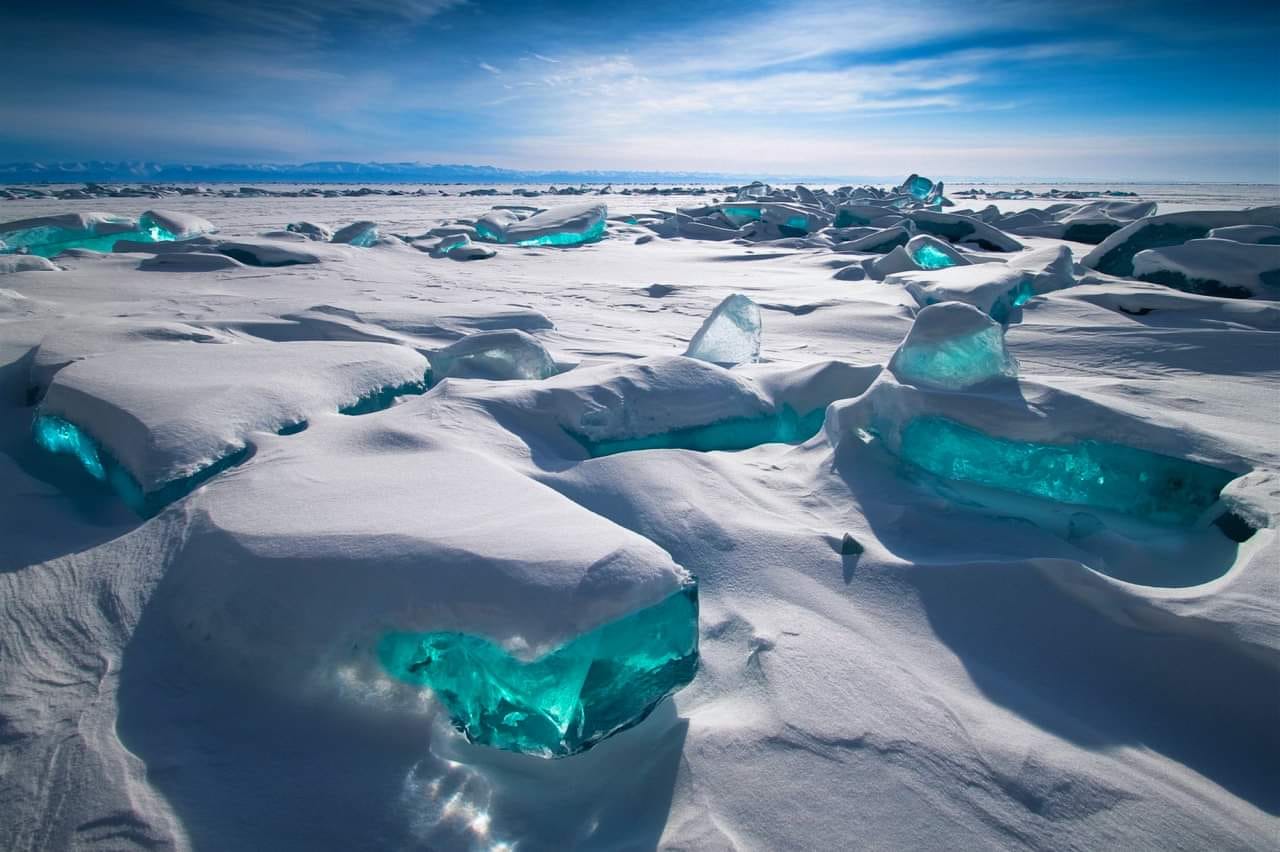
(889, 303, 1018, 390)
(685, 293, 762, 366)
(380, 582, 698, 757)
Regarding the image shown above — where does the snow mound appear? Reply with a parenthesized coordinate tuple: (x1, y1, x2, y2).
(907, 210, 1023, 252)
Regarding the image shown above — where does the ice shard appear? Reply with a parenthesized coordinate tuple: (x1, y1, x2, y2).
(684, 293, 762, 366)
(379, 582, 699, 757)
(0, 212, 167, 257)
(896, 416, 1236, 528)
(889, 302, 1018, 390)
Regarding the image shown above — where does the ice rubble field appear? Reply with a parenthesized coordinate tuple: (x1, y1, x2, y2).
(0, 179, 1278, 851)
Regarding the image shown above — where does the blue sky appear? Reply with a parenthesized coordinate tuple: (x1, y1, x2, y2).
(0, 0, 1277, 180)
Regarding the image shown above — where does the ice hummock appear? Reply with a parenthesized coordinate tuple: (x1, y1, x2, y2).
(889, 302, 1018, 390)
(684, 293, 762, 366)
(379, 581, 698, 757)
(429, 329, 558, 381)
(475, 202, 608, 246)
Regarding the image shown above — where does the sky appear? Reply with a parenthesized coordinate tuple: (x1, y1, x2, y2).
(0, 0, 1277, 181)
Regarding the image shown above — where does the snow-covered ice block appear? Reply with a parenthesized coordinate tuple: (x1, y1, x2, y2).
(141, 209, 217, 239)
(213, 238, 342, 266)
(889, 302, 1017, 390)
(828, 372, 1247, 553)
(684, 293, 762, 366)
(1083, 206, 1280, 276)
(908, 210, 1023, 252)
(28, 318, 237, 398)
(430, 329, 557, 381)
(891, 264, 1034, 324)
(835, 225, 911, 254)
(1206, 224, 1280, 245)
(0, 212, 149, 257)
(286, 221, 333, 241)
(167, 417, 697, 756)
(833, 204, 898, 228)
(331, 220, 379, 247)
(35, 341, 430, 513)
(477, 202, 607, 246)
(892, 246, 1073, 321)
(1132, 239, 1280, 299)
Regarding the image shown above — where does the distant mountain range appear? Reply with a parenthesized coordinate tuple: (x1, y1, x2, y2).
(0, 161, 864, 185)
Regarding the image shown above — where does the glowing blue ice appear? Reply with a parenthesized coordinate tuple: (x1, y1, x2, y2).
(379, 582, 699, 757)
(912, 243, 957, 270)
(578, 405, 825, 456)
(896, 416, 1236, 528)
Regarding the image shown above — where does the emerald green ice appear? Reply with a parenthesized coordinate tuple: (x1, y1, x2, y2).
(33, 413, 249, 517)
(511, 217, 606, 246)
(1, 215, 179, 257)
(378, 583, 699, 757)
(911, 243, 956, 270)
(722, 206, 764, 225)
(897, 416, 1236, 527)
(577, 405, 826, 457)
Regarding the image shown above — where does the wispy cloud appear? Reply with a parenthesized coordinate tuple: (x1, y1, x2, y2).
(479, 62, 502, 75)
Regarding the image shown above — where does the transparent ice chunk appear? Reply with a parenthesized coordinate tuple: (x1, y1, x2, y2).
(378, 582, 699, 757)
(889, 302, 1018, 389)
(684, 293, 762, 366)
(430, 330, 557, 381)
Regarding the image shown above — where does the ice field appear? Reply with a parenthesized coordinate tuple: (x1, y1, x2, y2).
(0, 179, 1278, 850)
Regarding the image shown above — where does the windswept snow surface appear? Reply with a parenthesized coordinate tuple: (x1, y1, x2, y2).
(0, 182, 1278, 851)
